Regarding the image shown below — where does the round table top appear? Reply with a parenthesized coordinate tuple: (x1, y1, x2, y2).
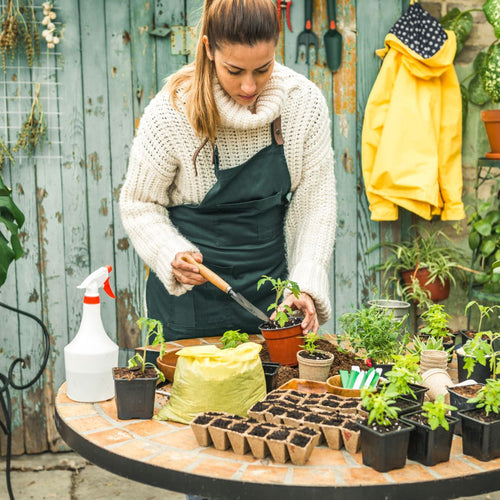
(55, 337, 500, 500)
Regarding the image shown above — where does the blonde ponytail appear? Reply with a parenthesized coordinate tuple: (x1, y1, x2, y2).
(166, 0, 278, 143)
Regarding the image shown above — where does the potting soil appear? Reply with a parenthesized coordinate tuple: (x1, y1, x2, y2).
(451, 384, 483, 398)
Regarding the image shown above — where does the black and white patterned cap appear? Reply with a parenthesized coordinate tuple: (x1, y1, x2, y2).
(389, 2, 448, 59)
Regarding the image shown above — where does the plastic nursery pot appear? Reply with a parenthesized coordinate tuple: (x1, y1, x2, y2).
(262, 361, 281, 393)
(259, 318, 303, 366)
(400, 411, 458, 466)
(326, 375, 362, 398)
(401, 268, 450, 302)
(481, 109, 500, 156)
(407, 383, 429, 405)
(394, 396, 421, 416)
(421, 368, 453, 402)
(447, 383, 484, 436)
(113, 368, 158, 420)
(296, 349, 334, 382)
(372, 362, 394, 376)
(459, 408, 500, 461)
(358, 419, 414, 472)
(455, 349, 492, 384)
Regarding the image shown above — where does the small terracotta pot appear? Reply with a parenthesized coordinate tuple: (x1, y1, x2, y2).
(421, 368, 453, 402)
(326, 375, 362, 398)
(259, 319, 303, 366)
(297, 349, 334, 382)
(481, 109, 500, 156)
(401, 268, 450, 302)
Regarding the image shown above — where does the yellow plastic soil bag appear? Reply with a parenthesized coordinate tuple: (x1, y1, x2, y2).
(155, 342, 266, 424)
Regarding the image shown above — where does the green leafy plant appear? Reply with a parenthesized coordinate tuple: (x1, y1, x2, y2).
(408, 335, 451, 359)
(385, 353, 423, 398)
(466, 300, 500, 333)
(0, 175, 24, 287)
(421, 394, 458, 431)
(339, 305, 407, 364)
(257, 275, 301, 328)
(440, 0, 500, 112)
(361, 385, 400, 427)
(367, 226, 465, 306)
(467, 378, 500, 415)
(128, 317, 166, 381)
(300, 331, 320, 355)
(420, 304, 451, 340)
(461, 329, 500, 380)
(220, 329, 249, 349)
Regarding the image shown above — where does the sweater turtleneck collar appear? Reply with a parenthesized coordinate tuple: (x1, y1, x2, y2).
(213, 62, 287, 129)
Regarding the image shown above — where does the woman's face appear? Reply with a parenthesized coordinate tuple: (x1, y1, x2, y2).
(204, 38, 276, 108)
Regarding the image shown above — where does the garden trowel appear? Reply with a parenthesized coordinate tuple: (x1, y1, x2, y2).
(182, 254, 269, 322)
(324, 0, 342, 72)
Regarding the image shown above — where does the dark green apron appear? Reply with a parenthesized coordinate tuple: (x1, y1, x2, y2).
(147, 117, 291, 340)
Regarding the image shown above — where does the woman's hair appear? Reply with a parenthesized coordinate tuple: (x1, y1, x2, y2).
(166, 0, 279, 142)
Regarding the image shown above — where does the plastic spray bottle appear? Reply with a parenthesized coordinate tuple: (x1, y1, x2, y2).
(64, 265, 119, 402)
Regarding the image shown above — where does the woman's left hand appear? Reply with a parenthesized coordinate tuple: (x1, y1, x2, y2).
(276, 292, 319, 333)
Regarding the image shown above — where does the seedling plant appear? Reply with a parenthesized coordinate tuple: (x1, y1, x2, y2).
(128, 317, 165, 381)
(361, 385, 400, 428)
(420, 304, 451, 340)
(220, 329, 249, 349)
(421, 394, 457, 431)
(462, 330, 500, 380)
(385, 354, 423, 399)
(467, 378, 500, 416)
(257, 275, 301, 328)
(465, 300, 500, 333)
(300, 331, 320, 355)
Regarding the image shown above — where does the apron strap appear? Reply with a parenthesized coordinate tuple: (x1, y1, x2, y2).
(272, 116, 284, 145)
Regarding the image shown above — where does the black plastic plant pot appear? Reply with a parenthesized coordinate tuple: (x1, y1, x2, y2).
(395, 396, 421, 416)
(407, 383, 429, 405)
(262, 361, 281, 393)
(447, 384, 484, 436)
(373, 362, 394, 376)
(459, 408, 500, 461)
(358, 419, 413, 472)
(400, 411, 458, 466)
(456, 350, 492, 383)
(113, 373, 158, 420)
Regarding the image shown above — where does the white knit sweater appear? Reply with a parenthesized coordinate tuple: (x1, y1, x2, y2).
(119, 62, 336, 324)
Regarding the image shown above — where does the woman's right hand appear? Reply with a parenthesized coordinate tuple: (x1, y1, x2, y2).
(171, 251, 207, 286)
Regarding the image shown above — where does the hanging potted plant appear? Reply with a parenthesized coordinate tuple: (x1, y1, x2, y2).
(296, 331, 334, 382)
(459, 377, 500, 461)
(257, 275, 303, 366)
(339, 304, 408, 374)
(113, 317, 165, 420)
(358, 385, 414, 472)
(400, 394, 458, 466)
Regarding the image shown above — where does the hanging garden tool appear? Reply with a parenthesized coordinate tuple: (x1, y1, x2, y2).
(277, 0, 293, 32)
(324, 0, 342, 72)
(295, 0, 318, 64)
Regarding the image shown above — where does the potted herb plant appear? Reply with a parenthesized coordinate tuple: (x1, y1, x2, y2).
(400, 394, 458, 466)
(461, 301, 500, 345)
(368, 226, 465, 305)
(296, 331, 334, 382)
(257, 275, 303, 366)
(113, 317, 165, 420)
(419, 304, 456, 354)
(384, 354, 428, 405)
(459, 378, 500, 461)
(358, 385, 414, 472)
(339, 305, 407, 373)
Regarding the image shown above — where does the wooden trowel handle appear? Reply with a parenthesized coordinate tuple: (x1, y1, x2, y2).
(182, 254, 230, 293)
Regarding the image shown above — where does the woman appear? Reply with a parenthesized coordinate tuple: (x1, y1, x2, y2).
(120, 0, 336, 341)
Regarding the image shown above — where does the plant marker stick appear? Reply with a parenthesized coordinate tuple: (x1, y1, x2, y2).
(340, 370, 349, 387)
(347, 370, 358, 388)
(369, 368, 383, 388)
(353, 370, 366, 389)
(363, 368, 376, 388)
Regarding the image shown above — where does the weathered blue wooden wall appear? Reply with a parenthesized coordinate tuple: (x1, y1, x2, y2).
(2, 0, 486, 455)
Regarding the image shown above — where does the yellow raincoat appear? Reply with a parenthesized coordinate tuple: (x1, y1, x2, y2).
(361, 30, 465, 221)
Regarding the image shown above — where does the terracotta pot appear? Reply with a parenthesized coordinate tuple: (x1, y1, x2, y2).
(156, 349, 181, 382)
(296, 349, 334, 382)
(481, 109, 500, 157)
(401, 268, 450, 302)
(326, 375, 362, 398)
(259, 319, 303, 366)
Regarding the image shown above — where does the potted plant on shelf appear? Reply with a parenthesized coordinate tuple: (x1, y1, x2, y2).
(440, 2, 500, 154)
(257, 275, 302, 366)
(339, 304, 408, 373)
(368, 226, 465, 305)
(400, 394, 458, 466)
(459, 378, 500, 461)
(296, 331, 334, 382)
(358, 385, 413, 472)
(113, 316, 165, 420)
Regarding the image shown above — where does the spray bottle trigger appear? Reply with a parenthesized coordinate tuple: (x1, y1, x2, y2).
(103, 277, 116, 299)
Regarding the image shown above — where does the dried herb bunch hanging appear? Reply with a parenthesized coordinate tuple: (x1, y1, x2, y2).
(13, 82, 47, 155)
(0, 138, 14, 172)
(0, 0, 40, 72)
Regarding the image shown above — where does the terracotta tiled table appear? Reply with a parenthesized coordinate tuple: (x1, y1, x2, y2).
(55, 337, 500, 500)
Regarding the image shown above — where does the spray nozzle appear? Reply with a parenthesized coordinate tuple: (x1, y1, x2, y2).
(78, 265, 116, 299)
